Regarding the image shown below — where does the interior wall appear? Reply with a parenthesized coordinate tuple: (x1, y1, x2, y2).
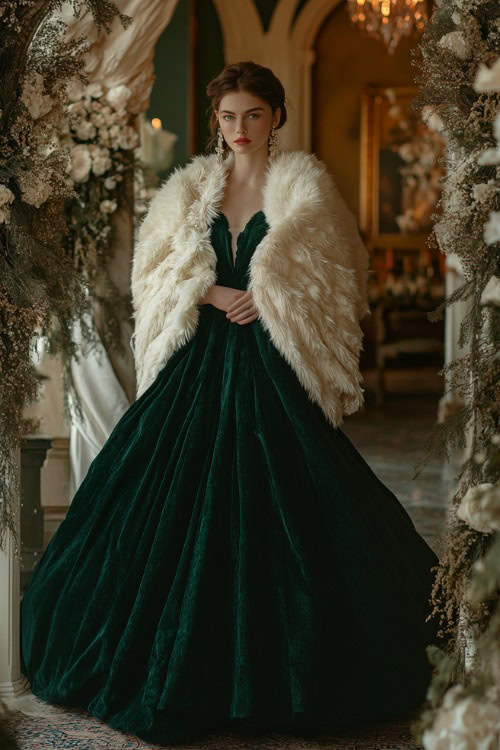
(146, 0, 191, 174)
(195, 0, 225, 156)
(312, 1, 419, 221)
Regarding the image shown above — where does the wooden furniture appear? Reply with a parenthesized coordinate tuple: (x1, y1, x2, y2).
(374, 303, 444, 404)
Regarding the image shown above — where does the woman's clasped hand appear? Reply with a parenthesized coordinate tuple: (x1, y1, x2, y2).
(203, 285, 258, 325)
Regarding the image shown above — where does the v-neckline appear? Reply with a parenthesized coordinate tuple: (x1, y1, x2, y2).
(218, 210, 265, 268)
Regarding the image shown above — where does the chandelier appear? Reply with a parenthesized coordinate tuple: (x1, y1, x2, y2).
(346, 0, 428, 54)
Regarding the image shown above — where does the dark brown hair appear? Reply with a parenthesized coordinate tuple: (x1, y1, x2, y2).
(204, 61, 288, 157)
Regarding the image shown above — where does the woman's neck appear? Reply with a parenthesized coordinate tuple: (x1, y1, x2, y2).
(228, 148, 269, 188)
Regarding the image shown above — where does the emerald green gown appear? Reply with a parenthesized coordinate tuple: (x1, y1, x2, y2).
(20, 210, 440, 745)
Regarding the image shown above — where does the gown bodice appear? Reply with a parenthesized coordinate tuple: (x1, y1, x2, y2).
(211, 210, 268, 291)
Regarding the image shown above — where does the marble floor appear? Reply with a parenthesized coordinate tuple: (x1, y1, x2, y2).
(343, 368, 459, 558)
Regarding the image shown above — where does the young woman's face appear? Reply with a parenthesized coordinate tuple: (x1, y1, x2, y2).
(216, 90, 280, 157)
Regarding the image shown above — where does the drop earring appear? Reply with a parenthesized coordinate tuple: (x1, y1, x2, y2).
(268, 125, 279, 159)
(215, 127, 225, 164)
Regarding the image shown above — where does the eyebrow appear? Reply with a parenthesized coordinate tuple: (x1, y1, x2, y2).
(219, 107, 265, 114)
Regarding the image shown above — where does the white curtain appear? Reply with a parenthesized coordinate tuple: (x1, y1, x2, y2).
(68, 316, 131, 497)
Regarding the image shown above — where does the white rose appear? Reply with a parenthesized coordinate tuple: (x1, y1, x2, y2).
(477, 148, 500, 166)
(90, 112, 106, 128)
(100, 199, 117, 214)
(494, 111, 500, 142)
(105, 84, 132, 111)
(484, 211, 500, 246)
(473, 58, 500, 93)
(96, 126, 111, 144)
(68, 144, 92, 183)
(0, 205, 12, 224)
(0, 185, 15, 207)
(473, 182, 498, 205)
(438, 31, 470, 60)
(398, 143, 415, 162)
(104, 177, 117, 190)
(75, 121, 97, 141)
(104, 110, 118, 127)
(21, 71, 54, 120)
(60, 117, 71, 136)
(481, 276, 500, 306)
(68, 101, 88, 118)
(65, 78, 86, 103)
(457, 482, 499, 533)
(118, 125, 139, 150)
(108, 124, 121, 141)
(86, 83, 104, 99)
(450, 696, 500, 743)
(89, 145, 112, 176)
(422, 691, 500, 750)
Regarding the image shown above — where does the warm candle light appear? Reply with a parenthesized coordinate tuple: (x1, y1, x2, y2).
(151, 118, 162, 129)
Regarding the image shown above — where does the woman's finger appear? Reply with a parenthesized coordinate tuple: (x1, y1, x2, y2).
(227, 291, 251, 313)
(227, 300, 255, 318)
(228, 303, 256, 320)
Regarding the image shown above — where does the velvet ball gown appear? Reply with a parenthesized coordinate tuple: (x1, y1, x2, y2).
(20, 210, 441, 745)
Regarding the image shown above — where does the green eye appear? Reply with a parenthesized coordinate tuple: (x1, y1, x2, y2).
(221, 114, 259, 120)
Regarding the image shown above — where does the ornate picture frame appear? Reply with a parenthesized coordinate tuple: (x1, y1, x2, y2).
(360, 85, 445, 252)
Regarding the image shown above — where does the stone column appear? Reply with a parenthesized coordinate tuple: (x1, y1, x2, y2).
(0, 447, 30, 698)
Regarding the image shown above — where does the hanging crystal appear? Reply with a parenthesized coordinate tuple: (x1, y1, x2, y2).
(347, 0, 428, 54)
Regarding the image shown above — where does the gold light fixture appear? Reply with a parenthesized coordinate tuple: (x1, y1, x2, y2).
(347, 0, 428, 54)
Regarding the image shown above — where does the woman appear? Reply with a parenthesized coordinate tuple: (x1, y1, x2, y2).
(20, 62, 442, 745)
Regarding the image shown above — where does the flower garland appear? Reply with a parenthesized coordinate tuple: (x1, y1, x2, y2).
(0, 0, 132, 556)
(61, 80, 139, 355)
(407, 0, 500, 747)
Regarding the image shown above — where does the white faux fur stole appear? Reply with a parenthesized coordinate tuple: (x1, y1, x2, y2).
(131, 149, 371, 428)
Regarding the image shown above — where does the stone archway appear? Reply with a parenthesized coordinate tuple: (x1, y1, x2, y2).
(211, 0, 342, 150)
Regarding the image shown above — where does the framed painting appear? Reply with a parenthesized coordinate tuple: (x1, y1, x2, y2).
(360, 85, 446, 251)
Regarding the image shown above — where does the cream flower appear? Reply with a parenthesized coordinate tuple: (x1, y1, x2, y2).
(422, 106, 445, 133)
(100, 199, 117, 214)
(422, 690, 500, 750)
(398, 143, 415, 162)
(108, 124, 121, 141)
(480, 276, 500, 307)
(68, 100, 89, 118)
(0, 206, 11, 224)
(473, 57, 500, 93)
(65, 78, 86, 102)
(105, 85, 132, 111)
(86, 82, 104, 99)
(0, 185, 14, 224)
(457, 482, 500, 534)
(484, 211, 500, 246)
(75, 121, 97, 141)
(18, 172, 53, 208)
(0, 185, 15, 208)
(21, 71, 54, 120)
(68, 144, 92, 183)
(438, 30, 470, 60)
(90, 111, 106, 128)
(118, 125, 139, 150)
(89, 145, 112, 176)
(473, 182, 498, 204)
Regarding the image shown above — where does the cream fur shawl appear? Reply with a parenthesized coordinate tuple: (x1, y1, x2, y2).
(130, 149, 371, 428)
